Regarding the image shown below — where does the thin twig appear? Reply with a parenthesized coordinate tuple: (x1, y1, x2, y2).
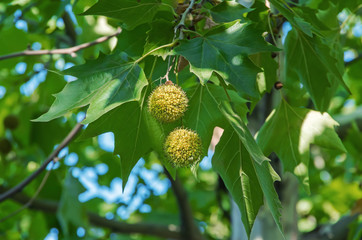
(268, 12, 278, 46)
(221, 83, 232, 102)
(162, 56, 176, 83)
(175, 0, 197, 40)
(0, 28, 122, 61)
(162, 0, 198, 86)
(0, 122, 84, 203)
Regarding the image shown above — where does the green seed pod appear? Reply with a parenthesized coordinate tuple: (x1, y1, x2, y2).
(164, 128, 202, 168)
(148, 83, 188, 123)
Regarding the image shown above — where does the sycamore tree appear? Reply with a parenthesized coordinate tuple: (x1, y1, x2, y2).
(0, 0, 361, 239)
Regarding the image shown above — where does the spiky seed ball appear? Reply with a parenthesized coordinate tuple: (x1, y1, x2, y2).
(164, 128, 202, 168)
(148, 83, 188, 123)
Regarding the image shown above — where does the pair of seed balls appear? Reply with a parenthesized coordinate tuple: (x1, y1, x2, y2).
(148, 83, 202, 168)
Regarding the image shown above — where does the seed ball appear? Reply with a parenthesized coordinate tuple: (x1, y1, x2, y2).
(3, 115, 19, 130)
(148, 83, 188, 123)
(164, 128, 202, 168)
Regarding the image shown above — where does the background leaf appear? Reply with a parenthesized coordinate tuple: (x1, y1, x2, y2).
(250, 52, 278, 94)
(57, 173, 88, 236)
(284, 28, 348, 111)
(257, 99, 346, 193)
(269, 0, 313, 37)
(115, 24, 149, 58)
(82, 0, 174, 30)
(210, 1, 254, 23)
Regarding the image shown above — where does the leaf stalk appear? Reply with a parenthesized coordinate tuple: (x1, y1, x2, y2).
(134, 41, 177, 64)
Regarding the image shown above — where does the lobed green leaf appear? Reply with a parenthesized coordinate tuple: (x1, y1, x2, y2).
(82, 0, 174, 30)
(284, 28, 348, 111)
(174, 21, 278, 99)
(34, 52, 148, 124)
(257, 99, 346, 193)
(184, 83, 248, 154)
(212, 102, 283, 237)
(210, 1, 254, 23)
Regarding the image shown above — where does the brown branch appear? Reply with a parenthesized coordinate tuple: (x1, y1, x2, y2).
(0, 28, 122, 61)
(0, 187, 181, 239)
(0, 122, 84, 203)
(163, 168, 205, 240)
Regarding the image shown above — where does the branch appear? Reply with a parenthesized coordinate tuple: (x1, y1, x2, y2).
(0, 122, 84, 203)
(0, 187, 181, 239)
(176, 0, 196, 40)
(163, 168, 205, 240)
(0, 28, 122, 61)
